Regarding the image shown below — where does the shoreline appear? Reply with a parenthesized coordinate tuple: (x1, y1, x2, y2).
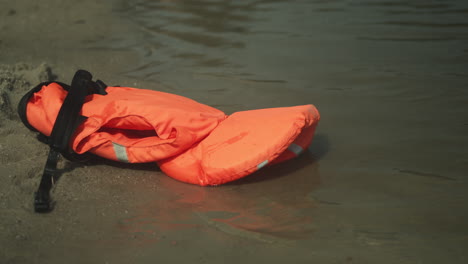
(0, 0, 141, 82)
(0, 1, 156, 262)
(2, 0, 468, 263)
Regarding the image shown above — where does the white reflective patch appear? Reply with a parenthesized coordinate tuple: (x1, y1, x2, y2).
(288, 143, 303, 156)
(257, 160, 269, 170)
(113, 143, 129, 163)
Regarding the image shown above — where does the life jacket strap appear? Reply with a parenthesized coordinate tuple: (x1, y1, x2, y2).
(33, 70, 100, 213)
(34, 149, 60, 212)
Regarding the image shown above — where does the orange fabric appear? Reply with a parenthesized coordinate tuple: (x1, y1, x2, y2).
(25, 83, 320, 185)
(158, 105, 320, 185)
(27, 83, 226, 162)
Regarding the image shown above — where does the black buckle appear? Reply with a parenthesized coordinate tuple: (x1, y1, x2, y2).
(34, 149, 60, 213)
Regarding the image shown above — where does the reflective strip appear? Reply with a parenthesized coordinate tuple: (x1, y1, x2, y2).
(257, 160, 269, 170)
(288, 143, 303, 156)
(113, 143, 129, 163)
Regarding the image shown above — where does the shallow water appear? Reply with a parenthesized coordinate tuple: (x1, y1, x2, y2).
(83, 0, 468, 262)
(25, 0, 468, 262)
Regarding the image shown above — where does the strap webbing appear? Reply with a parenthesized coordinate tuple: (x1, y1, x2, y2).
(34, 70, 93, 213)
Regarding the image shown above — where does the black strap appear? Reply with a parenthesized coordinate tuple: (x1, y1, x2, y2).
(18, 80, 107, 134)
(34, 70, 94, 213)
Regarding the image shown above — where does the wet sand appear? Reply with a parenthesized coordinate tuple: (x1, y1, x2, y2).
(1, 0, 468, 263)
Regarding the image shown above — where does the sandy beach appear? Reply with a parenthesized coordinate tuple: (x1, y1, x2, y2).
(1, 0, 468, 263)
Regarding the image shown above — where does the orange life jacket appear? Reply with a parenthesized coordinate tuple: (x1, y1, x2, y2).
(19, 70, 320, 211)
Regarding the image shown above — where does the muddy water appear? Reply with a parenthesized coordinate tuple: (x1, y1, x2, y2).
(83, 0, 468, 262)
(36, 0, 468, 263)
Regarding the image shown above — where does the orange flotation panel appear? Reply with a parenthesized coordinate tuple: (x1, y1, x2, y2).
(19, 72, 320, 186)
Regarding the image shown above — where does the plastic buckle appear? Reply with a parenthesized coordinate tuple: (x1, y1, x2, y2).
(34, 190, 52, 213)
